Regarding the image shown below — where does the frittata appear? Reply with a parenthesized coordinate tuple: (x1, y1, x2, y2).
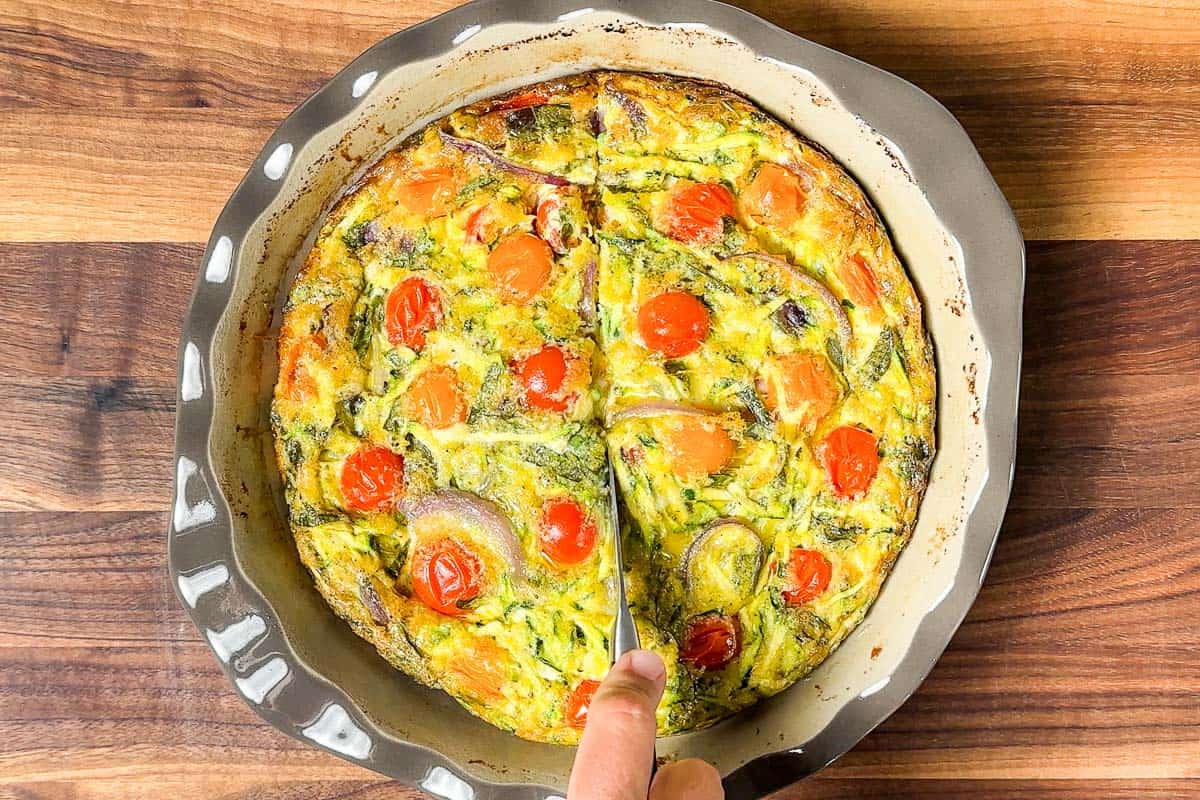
(271, 71, 935, 744)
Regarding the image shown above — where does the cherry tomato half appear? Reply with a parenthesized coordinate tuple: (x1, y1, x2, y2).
(340, 445, 405, 513)
(385, 277, 443, 351)
(839, 254, 880, 309)
(741, 163, 806, 229)
(540, 497, 598, 564)
(781, 548, 833, 606)
(638, 290, 710, 358)
(817, 425, 880, 499)
(761, 352, 839, 430)
(535, 193, 571, 254)
(404, 366, 467, 429)
(491, 89, 550, 112)
(410, 538, 483, 616)
(512, 344, 575, 412)
(565, 678, 601, 728)
(665, 417, 735, 479)
(680, 614, 740, 671)
(395, 166, 457, 218)
(663, 182, 734, 244)
(488, 232, 554, 304)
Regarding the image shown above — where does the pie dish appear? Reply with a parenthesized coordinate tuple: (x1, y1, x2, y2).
(271, 70, 935, 743)
(168, 1, 1022, 796)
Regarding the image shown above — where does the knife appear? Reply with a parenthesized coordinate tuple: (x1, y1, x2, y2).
(608, 460, 640, 658)
(606, 460, 658, 776)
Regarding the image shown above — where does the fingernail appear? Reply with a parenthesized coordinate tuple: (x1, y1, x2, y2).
(623, 649, 666, 681)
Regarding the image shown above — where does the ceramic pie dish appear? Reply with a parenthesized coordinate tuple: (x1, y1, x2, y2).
(168, 1, 1023, 797)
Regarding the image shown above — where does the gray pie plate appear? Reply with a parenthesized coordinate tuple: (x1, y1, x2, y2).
(168, 1, 1024, 797)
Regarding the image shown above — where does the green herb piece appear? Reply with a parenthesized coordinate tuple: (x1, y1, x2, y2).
(893, 435, 933, 486)
(341, 220, 372, 250)
(811, 512, 865, 543)
(736, 383, 772, 427)
(292, 504, 341, 528)
(859, 327, 897, 385)
(456, 173, 498, 202)
(826, 336, 845, 371)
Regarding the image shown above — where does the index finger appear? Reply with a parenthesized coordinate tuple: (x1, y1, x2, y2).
(567, 649, 666, 800)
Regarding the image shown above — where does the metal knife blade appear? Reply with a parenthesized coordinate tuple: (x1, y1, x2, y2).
(607, 460, 640, 659)
(606, 459, 658, 775)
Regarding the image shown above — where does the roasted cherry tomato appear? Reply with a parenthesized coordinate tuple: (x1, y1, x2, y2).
(761, 352, 839, 430)
(663, 181, 734, 244)
(637, 290, 710, 358)
(540, 497, 598, 564)
(839, 254, 880, 309)
(741, 163, 806, 228)
(404, 366, 467, 429)
(465, 206, 490, 243)
(512, 344, 575, 412)
(491, 89, 550, 112)
(782, 548, 833, 605)
(666, 417, 735, 479)
(395, 166, 456, 217)
(565, 678, 601, 728)
(818, 425, 880, 499)
(340, 445, 405, 513)
(446, 638, 506, 701)
(411, 538, 483, 616)
(385, 276, 443, 351)
(488, 232, 554, 304)
(535, 193, 568, 254)
(680, 614, 740, 670)
(277, 336, 319, 402)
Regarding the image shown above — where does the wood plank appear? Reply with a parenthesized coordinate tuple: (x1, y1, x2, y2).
(4, 241, 1194, 378)
(0, 243, 201, 378)
(0, 110, 272, 244)
(0, 240, 1195, 511)
(1, 505, 1197, 792)
(1012, 372, 1200, 509)
(0, 379, 174, 511)
(1, 88, 1198, 241)
(0, 0, 458, 109)
(4, 0, 1198, 110)
(1022, 241, 1200, 377)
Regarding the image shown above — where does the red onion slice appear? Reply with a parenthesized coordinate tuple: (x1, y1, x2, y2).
(358, 577, 390, 626)
(607, 400, 716, 427)
(680, 518, 764, 598)
(720, 252, 852, 352)
(439, 132, 570, 186)
(401, 490, 523, 575)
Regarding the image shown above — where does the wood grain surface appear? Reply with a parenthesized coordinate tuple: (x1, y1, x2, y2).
(1, 1, 1198, 798)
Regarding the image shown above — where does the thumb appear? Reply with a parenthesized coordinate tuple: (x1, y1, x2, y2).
(567, 649, 666, 800)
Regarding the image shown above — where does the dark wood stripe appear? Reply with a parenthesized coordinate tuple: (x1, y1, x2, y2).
(1, 241, 1196, 511)
(0, 378, 175, 510)
(0, 242, 202, 378)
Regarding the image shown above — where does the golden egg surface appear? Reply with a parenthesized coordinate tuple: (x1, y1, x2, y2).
(272, 71, 935, 743)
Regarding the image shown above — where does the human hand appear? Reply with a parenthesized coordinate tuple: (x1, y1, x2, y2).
(567, 649, 724, 800)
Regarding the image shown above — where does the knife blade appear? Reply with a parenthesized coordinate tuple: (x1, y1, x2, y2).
(608, 460, 640, 657)
(606, 460, 658, 775)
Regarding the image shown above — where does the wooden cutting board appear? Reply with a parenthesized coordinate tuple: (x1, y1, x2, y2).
(1, 1, 1197, 798)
